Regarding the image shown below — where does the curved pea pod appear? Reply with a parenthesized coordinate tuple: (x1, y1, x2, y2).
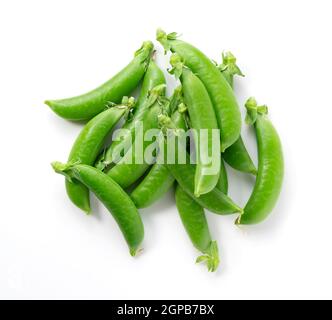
(45, 41, 153, 121)
(223, 138, 257, 175)
(107, 85, 168, 188)
(157, 29, 241, 151)
(163, 128, 242, 215)
(96, 60, 166, 170)
(236, 98, 284, 225)
(130, 104, 187, 208)
(131, 163, 174, 209)
(179, 66, 220, 197)
(175, 185, 219, 272)
(167, 160, 241, 215)
(52, 163, 144, 256)
(217, 51, 257, 175)
(65, 98, 134, 213)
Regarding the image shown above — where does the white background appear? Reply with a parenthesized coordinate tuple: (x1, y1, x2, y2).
(0, 0, 331, 300)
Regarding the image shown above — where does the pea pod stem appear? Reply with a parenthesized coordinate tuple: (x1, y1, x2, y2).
(52, 162, 144, 256)
(236, 97, 284, 225)
(217, 51, 244, 88)
(45, 41, 154, 121)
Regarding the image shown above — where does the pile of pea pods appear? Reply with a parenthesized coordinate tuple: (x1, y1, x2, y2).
(49, 29, 284, 272)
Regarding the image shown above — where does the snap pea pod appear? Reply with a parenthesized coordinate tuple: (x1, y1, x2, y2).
(179, 66, 220, 197)
(107, 85, 168, 188)
(130, 161, 174, 208)
(217, 159, 228, 194)
(223, 137, 257, 175)
(96, 60, 166, 170)
(157, 29, 241, 151)
(175, 185, 219, 272)
(52, 163, 144, 256)
(236, 98, 284, 225)
(45, 41, 153, 121)
(164, 128, 242, 214)
(66, 98, 134, 213)
(218, 52, 257, 175)
(166, 157, 242, 215)
(130, 105, 187, 208)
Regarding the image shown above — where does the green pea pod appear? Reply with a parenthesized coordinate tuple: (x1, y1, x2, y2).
(223, 137, 257, 175)
(45, 41, 153, 121)
(163, 126, 242, 215)
(157, 29, 241, 151)
(167, 159, 241, 215)
(66, 98, 134, 213)
(130, 162, 174, 209)
(217, 158, 228, 194)
(130, 100, 187, 208)
(107, 85, 168, 188)
(175, 185, 219, 272)
(179, 67, 220, 197)
(236, 98, 284, 225)
(52, 163, 144, 256)
(96, 60, 166, 170)
(217, 52, 257, 175)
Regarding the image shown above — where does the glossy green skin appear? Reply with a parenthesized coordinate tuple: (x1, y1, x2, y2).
(217, 158, 228, 194)
(181, 68, 220, 196)
(175, 185, 211, 253)
(220, 71, 257, 175)
(238, 115, 284, 224)
(45, 42, 153, 121)
(134, 61, 166, 116)
(223, 137, 257, 174)
(168, 39, 241, 151)
(221, 71, 233, 88)
(166, 154, 242, 215)
(65, 164, 144, 255)
(66, 107, 127, 212)
(100, 61, 166, 166)
(130, 111, 186, 208)
(131, 164, 174, 208)
(107, 100, 162, 188)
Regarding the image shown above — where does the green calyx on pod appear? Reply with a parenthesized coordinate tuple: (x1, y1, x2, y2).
(169, 53, 185, 79)
(218, 51, 244, 78)
(156, 28, 179, 53)
(245, 97, 268, 125)
(134, 40, 154, 63)
(196, 241, 220, 272)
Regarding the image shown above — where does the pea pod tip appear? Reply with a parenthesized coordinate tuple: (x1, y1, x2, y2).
(44, 100, 53, 108)
(130, 247, 144, 257)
